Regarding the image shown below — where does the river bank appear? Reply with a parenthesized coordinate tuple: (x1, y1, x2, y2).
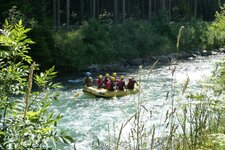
(55, 48, 225, 88)
(84, 48, 225, 73)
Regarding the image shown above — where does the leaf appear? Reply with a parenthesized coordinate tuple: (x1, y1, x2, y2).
(54, 121, 57, 127)
(5, 19, 8, 26)
(64, 136, 74, 143)
(48, 112, 54, 120)
(19, 20, 22, 26)
(182, 76, 190, 94)
(0, 131, 5, 135)
(52, 138, 57, 149)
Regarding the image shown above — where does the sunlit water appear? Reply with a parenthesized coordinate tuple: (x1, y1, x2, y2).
(52, 54, 224, 149)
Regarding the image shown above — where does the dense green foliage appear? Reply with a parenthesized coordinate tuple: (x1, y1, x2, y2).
(52, 4, 225, 73)
(0, 1, 54, 71)
(52, 19, 217, 72)
(0, 20, 73, 149)
(0, 1, 225, 74)
(0, 1, 224, 74)
(207, 4, 225, 49)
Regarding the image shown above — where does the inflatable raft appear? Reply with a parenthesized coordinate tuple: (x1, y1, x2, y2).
(83, 86, 140, 98)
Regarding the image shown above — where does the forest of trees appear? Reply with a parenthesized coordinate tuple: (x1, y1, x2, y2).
(0, 0, 225, 73)
(0, 0, 224, 28)
(55, 0, 223, 29)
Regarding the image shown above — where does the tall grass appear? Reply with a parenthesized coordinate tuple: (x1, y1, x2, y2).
(91, 28, 225, 150)
(103, 61, 225, 150)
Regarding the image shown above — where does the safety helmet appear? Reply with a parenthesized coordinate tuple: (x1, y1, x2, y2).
(86, 72, 91, 77)
(111, 77, 115, 81)
(99, 75, 103, 79)
(112, 72, 117, 77)
(120, 75, 124, 80)
(106, 73, 109, 77)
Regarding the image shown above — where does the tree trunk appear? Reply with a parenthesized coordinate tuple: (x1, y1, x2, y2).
(87, 0, 90, 20)
(204, 0, 209, 20)
(141, 0, 145, 19)
(148, 0, 152, 20)
(56, 0, 60, 29)
(80, 0, 83, 23)
(89, 0, 92, 19)
(123, 0, 126, 22)
(127, 0, 130, 18)
(93, 0, 96, 19)
(138, 0, 140, 19)
(96, 0, 99, 19)
(194, 0, 197, 18)
(154, 0, 157, 14)
(114, 0, 118, 21)
(53, 0, 56, 27)
(66, 0, 70, 30)
(168, 0, 171, 21)
(161, 0, 166, 10)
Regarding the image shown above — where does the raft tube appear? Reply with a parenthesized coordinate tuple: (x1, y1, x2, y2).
(82, 85, 140, 98)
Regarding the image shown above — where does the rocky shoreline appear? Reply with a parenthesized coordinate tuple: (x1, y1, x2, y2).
(86, 48, 225, 73)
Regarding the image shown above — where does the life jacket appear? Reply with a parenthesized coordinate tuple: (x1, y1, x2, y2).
(117, 80, 125, 90)
(103, 78, 108, 86)
(127, 79, 136, 89)
(107, 81, 115, 91)
(96, 78, 103, 88)
(85, 77, 93, 87)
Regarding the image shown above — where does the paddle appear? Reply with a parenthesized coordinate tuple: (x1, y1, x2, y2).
(113, 88, 117, 100)
(74, 92, 80, 97)
(73, 89, 85, 98)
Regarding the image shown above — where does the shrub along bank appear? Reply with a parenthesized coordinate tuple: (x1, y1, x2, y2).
(52, 18, 224, 74)
(3, 5, 225, 74)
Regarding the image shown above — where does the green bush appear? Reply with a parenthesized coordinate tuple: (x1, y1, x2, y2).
(168, 20, 210, 51)
(0, 20, 73, 149)
(52, 17, 225, 72)
(29, 24, 55, 69)
(207, 4, 225, 48)
(111, 20, 173, 57)
(52, 20, 178, 70)
(81, 21, 114, 64)
(53, 29, 88, 72)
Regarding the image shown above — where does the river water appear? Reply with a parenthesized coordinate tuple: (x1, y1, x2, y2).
(52, 54, 224, 149)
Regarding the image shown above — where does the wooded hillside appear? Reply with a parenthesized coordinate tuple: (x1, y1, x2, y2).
(1, 0, 224, 28)
(1, 0, 225, 73)
(53, 0, 225, 29)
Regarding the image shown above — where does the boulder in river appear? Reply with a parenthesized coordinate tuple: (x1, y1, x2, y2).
(143, 57, 155, 64)
(219, 48, 225, 53)
(87, 64, 100, 72)
(201, 50, 212, 56)
(129, 58, 143, 65)
(159, 55, 170, 63)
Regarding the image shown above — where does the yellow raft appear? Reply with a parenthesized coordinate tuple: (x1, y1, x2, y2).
(83, 85, 140, 98)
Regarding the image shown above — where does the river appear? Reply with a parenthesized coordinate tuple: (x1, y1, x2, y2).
(52, 54, 224, 150)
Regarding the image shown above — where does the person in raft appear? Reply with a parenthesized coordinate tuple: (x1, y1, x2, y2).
(112, 72, 119, 82)
(107, 77, 116, 91)
(127, 76, 138, 90)
(117, 75, 126, 91)
(96, 75, 104, 89)
(84, 72, 93, 87)
(112, 72, 120, 87)
(103, 73, 110, 88)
